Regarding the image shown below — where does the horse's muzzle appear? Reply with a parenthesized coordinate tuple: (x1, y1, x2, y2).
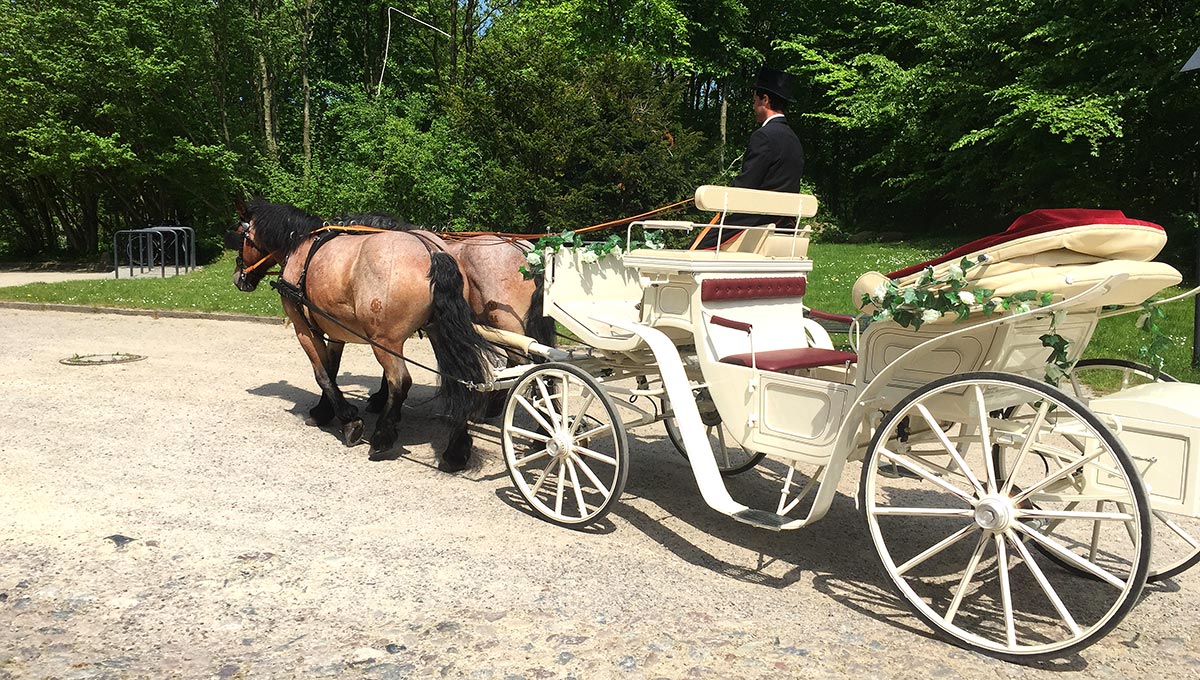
(233, 269, 261, 292)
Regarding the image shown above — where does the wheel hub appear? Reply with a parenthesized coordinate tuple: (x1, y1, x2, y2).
(546, 434, 572, 460)
(974, 496, 1014, 532)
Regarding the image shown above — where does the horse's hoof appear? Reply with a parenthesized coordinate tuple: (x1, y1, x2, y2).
(368, 446, 401, 462)
(343, 419, 365, 446)
(437, 457, 468, 473)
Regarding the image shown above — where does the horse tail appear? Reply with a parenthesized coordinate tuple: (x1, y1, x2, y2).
(523, 272, 557, 350)
(427, 250, 489, 423)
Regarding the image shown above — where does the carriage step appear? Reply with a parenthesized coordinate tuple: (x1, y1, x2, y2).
(732, 509, 790, 531)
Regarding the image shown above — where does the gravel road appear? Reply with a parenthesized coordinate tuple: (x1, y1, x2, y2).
(1, 308, 1198, 679)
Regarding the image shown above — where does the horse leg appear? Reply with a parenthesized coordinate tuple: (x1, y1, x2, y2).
(294, 330, 363, 446)
(367, 349, 412, 462)
(440, 421, 474, 473)
(366, 374, 388, 414)
(306, 340, 345, 426)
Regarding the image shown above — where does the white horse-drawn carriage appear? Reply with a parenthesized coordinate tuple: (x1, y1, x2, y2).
(473, 186, 1200, 660)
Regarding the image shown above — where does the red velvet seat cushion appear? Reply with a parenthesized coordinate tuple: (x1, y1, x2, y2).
(720, 347, 858, 372)
(887, 209, 1163, 280)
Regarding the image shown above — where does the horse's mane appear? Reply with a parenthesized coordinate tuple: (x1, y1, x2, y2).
(248, 201, 420, 254)
(331, 212, 417, 231)
(245, 200, 325, 254)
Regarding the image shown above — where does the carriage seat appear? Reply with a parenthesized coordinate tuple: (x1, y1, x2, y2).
(853, 209, 1182, 313)
(701, 276, 858, 376)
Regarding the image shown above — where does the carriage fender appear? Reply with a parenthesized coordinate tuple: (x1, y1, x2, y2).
(591, 315, 751, 518)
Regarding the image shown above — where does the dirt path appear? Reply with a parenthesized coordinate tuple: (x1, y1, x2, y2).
(1, 309, 1197, 678)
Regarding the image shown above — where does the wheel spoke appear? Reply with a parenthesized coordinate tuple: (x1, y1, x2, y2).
(944, 533, 989, 625)
(1012, 448, 1107, 505)
(1017, 508, 1135, 522)
(535, 375, 562, 430)
(871, 507, 975, 518)
(514, 447, 550, 467)
(896, 524, 978, 575)
(574, 423, 612, 444)
(515, 394, 557, 436)
(1001, 400, 1051, 496)
(1006, 530, 1082, 637)
(1013, 522, 1128, 589)
(715, 425, 730, 468)
(554, 460, 566, 516)
(915, 404, 985, 496)
(879, 447, 976, 504)
(568, 393, 596, 437)
(576, 444, 618, 467)
(566, 458, 589, 518)
(569, 451, 609, 496)
(1156, 510, 1200, 549)
(529, 456, 558, 496)
(994, 534, 1016, 649)
(508, 426, 551, 443)
(974, 386, 997, 494)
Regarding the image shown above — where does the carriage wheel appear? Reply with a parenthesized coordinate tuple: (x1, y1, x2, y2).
(1061, 359, 1199, 581)
(502, 363, 629, 528)
(860, 372, 1150, 660)
(663, 389, 765, 476)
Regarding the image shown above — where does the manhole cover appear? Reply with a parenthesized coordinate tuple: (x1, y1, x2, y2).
(60, 353, 147, 366)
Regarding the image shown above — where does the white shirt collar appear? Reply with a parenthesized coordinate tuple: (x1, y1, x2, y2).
(761, 113, 785, 127)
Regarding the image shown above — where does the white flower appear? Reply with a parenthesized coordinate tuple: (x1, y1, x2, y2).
(647, 239, 665, 250)
(1014, 302, 1031, 314)
(947, 264, 964, 279)
(871, 283, 889, 303)
(579, 250, 600, 264)
(956, 291, 976, 305)
(921, 309, 942, 324)
(525, 251, 543, 266)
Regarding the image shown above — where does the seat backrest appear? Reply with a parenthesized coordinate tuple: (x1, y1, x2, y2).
(695, 185, 818, 218)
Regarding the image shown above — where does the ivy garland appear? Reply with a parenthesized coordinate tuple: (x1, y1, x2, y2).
(860, 257, 1069, 382)
(860, 256, 1172, 384)
(519, 229, 666, 279)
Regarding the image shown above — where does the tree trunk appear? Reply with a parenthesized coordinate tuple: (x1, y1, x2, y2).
(300, 0, 315, 176)
(253, 2, 278, 162)
(719, 84, 727, 170)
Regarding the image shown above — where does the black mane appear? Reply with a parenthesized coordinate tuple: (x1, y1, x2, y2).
(331, 212, 417, 231)
(246, 200, 325, 255)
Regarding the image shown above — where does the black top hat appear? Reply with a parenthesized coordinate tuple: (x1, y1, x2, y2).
(755, 66, 797, 102)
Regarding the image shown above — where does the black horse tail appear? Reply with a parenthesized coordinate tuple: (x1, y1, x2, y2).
(523, 272, 557, 351)
(426, 250, 490, 424)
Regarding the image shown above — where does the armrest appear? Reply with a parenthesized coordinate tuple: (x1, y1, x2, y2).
(806, 308, 856, 324)
(710, 315, 753, 332)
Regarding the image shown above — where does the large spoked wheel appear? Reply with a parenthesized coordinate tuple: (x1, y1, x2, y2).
(861, 372, 1150, 660)
(501, 363, 629, 528)
(663, 389, 766, 476)
(1064, 359, 1199, 581)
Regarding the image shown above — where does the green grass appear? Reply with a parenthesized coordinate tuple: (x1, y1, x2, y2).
(3, 243, 1197, 383)
(0, 253, 285, 317)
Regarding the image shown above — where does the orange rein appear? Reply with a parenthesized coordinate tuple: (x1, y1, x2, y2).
(442, 197, 695, 240)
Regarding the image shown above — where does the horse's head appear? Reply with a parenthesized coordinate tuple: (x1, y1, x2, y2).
(227, 200, 276, 292)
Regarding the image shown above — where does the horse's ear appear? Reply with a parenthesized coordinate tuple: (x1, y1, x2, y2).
(234, 197, 247, 221)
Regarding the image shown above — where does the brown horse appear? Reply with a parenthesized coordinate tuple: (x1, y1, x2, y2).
(321, 219, 554, 415)
(226, 199, 490, 471)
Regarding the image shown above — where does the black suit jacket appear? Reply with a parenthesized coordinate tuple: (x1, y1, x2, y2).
(696, 117, 805, 248)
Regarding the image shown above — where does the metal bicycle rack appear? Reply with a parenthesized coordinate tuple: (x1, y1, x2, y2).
(113, 226, 196, 278)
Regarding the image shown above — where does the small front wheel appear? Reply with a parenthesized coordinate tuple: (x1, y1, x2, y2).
(861, 372, 1150, 660)
(501, 363, 629, 528)
(663, 389, 765, 476)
